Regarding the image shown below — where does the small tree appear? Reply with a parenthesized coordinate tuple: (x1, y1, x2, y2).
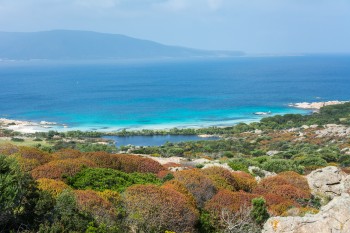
(251, 198, 269, 226)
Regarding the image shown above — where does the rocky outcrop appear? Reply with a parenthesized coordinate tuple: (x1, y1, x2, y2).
(248, 166, 276, 182)
(315, 124, 350, 138)
(262, 193, 350, 233)
(307, 166, 350, 199)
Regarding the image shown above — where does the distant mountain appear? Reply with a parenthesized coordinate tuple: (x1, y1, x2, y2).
(0, 30, 244, 60)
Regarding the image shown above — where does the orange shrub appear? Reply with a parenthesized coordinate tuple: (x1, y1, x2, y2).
(253, 174, 311, 215)
(9, 154, 41, 172)
(84, 151, 121, 169)
(262, 193, 297, 216)
(31, 158, 96, 180)
(162, 180, 196, 207)
(75, 190, 117, 225)
(174, 169, 217, 208)
(51, 149, 83, 160)
(123, 184, 199, 233)
(163, 162, 182, 169)
(84, 153, 165, 174)
(278, 171, 310, 191)
(116, 154, 164, 173)
(202, 167, 238, 191)
(257, 176, 290, 191)
(231, 171, 257, 192)
(204, 190, 259, 222)
(272, 185, 311, 200)
(255, 175, 311, 200)
(18, 146, 51, 165)
(37, 178, 70, 197)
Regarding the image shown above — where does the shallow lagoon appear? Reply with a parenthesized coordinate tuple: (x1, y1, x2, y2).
(104, 135, 220, 147)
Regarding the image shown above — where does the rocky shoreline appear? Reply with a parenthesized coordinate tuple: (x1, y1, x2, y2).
(289, 100, 349, 110)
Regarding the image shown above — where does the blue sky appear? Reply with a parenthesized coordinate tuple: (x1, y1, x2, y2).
(0, 0, 349, 53)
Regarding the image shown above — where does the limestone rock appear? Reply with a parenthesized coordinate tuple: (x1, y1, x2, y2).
(307, 166, 348, 199)
(248, 166, 276, 180)
(202, 163, 233, 171)
(262, 193, 350, 233)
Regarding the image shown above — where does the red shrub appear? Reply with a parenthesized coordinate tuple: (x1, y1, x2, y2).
(278, 171, 310, 191)
(84, 152, 121, 169)
(231, 171, 257, 192)
(204, 189, 259, 218)
(174, 169, 217, 208)
(31, 158, 96, 180)
(162, 180, 196, 207)
(75, 190, 117, 225)
(163, 162, 182, 169)
(18, 146, 51, 165)
(52, 149, 83, 160)
(85, 153, 165, 174)
(262, 193, 297, 216)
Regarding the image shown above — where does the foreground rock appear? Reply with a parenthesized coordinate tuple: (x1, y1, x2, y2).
(307, 166, 350, 200)
(263, 193, 350, 233)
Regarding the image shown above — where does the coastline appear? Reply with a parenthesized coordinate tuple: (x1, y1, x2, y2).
(0, 101, 346, 134)
(288, 100, 349, 111)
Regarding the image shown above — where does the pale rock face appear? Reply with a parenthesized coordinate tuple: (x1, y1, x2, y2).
(248, 166, 276, 181)
(307, 166, 348, 199)
(202, 163, 233, 171)
(262, 193, 350, 233)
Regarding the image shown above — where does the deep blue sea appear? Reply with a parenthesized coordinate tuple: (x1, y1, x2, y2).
(0, 55, 349, 132)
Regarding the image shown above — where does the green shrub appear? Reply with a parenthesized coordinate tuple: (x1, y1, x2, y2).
(68, 168, 161, 192)
(296, 156, 327, 167)
(251, 198, 269, 226)
(261, 159, 304, 174)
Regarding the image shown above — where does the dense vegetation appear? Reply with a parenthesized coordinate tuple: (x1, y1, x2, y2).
(1, 103, 350, 232)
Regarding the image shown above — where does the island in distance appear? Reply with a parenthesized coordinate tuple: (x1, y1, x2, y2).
(0, 30, 244, 60)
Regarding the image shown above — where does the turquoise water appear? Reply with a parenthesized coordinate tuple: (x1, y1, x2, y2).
(0, 55, 349, 131)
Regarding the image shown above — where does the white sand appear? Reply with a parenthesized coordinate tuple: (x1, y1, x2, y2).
(0, 118, 65, 133)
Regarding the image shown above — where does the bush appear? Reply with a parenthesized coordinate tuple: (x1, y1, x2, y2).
(75, 190, 117, 225)
(11, 137, 24, 142)
(231, 171, 257, 192)
(261, 159, 304, 173)
(251, 198, 269, 226)
(31, 158, 97, 180)
(296, 156, 327, 167)
(174, 169, 217, 208)
(37, 178, 71, 198)
(202, 166, 238, 191)
(123, 184, 199, 233)
(68, 168, 161, 192)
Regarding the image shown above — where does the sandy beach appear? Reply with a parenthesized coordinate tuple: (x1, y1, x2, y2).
(0, 118, 67, 133)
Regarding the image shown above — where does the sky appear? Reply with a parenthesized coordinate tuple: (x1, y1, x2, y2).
(0, 0, 349, 53)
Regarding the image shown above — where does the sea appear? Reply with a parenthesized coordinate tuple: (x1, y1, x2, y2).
(0, 55, 349, 132)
